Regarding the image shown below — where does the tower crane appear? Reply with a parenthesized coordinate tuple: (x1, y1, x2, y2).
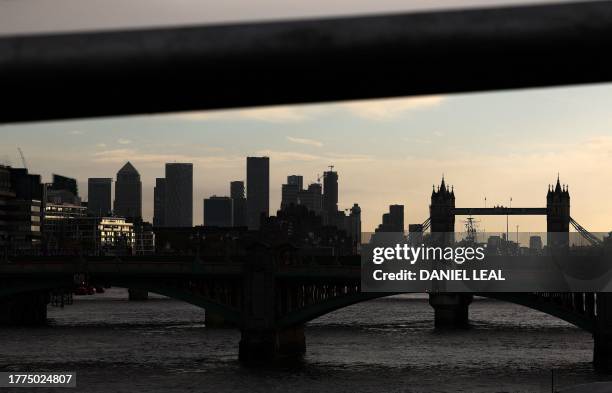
(17, 147, 28, 169)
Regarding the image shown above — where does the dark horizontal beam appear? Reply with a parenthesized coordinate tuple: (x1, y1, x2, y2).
(454, 207, 548, 216)
(3, 1, 612, 123)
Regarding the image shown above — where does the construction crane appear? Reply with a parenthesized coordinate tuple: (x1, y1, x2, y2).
(17, 147, 28, 169)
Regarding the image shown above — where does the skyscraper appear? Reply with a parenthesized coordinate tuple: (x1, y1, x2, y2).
(51, 174, 78, 197)
(230, 180, 247, 227)
(114, 162, 142, 219)
(281, 175, 304, 209)
(287, 175, 303, 190)
(48, 174, 80, 205)
(246, 157, 269, 229)
(298, 183, 323, 215)
(164, 163, 193, 227)
(375, 204, 404, 233)
(204, 196, 233, 227)
(323, 169, 338, 223)
(87, 178, 112, 216)
(153, 178, 166, 226)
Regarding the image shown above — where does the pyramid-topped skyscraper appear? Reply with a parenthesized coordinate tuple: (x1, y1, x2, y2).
(114, 161, 142, 219)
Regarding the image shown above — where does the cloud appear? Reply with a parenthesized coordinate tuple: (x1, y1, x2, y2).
(69, 130, 84, 135)
(255, 150, 321, 162)
(341, 96, 445, 120)
(286, 136, 323, 147)
(92, 148, 242, 168)
(95, 143, 107, 148)
(117, 138, 132, 145)
(254, 150, 373, 163)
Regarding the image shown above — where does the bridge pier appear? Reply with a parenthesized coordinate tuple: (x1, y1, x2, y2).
(429, 293, 472, 328)
(239, 325, 306, 363)
(593, 293, 612, 372)
(128, 288, 148, 301)
(0, 291, 49, 325)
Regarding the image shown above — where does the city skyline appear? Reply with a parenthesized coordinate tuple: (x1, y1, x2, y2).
(3, 83, 612, 232)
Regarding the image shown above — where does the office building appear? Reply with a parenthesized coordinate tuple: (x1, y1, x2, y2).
(323, 169, 338, 222)
(204, 196, 233, 227)
(0, 166, 44, 253)
(87, 178, 112, 217)
(246, 157, 269, 229)
(44, 216, 135, 256)
(298, 183, 323, 215)
(287, 175, 303, 190)
(114, 162, 142, 219)
(230, 180, 247, 227)
(164, 163, 193, 227)
(153, 178, 166, 226)
(375, 205, 405, 233)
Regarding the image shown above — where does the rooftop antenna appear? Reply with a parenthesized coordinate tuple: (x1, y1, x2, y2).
(17, 147, 28, 169)
(328, 165, 335, 172)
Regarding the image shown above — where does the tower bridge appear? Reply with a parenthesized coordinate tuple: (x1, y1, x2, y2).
(1, 177, 611, 370)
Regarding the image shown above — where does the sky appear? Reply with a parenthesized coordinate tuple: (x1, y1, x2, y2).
(2, 83, 612, 233)
(1, 0, 610, 234)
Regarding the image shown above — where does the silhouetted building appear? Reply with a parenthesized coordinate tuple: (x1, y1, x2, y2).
(114, 162, 142, 220)
(153, 178, 166, 227)
(298, 183, 323, 215)
(287, 175, 303, 190)
(529, 235, 543, 253)
(348, 203, 362, 250)
(0, 166, 44, 253)
(323, 169, 338, 223)
(164, 163, 193, 227)
(204, 196, 233, 227)
(51, 174, 78, 198)
(246, 157, 269, 229)
(547, 176, 570, 249)
(87, 178, 112, 216)
(281, 184, 299, 208)
(230, 180, 247, 227)
(134, 221, 155, 255)
(430, 176, 455, 245)
(408, 224, 424, 245)
(375, 204, 405, 233)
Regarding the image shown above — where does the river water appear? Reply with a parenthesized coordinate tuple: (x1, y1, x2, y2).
(0, 289, 610, 392)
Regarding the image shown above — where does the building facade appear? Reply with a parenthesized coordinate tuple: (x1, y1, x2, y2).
(1, 167, 45, 254)
(164, 163, 193, 227)
(153, 177, 166, 227)
(114, 162, 142, 220)
(204, 196, 233, 227)
(246, 157, 269, 229)
(230, 180, 246, 227)
(87, 178, 112, 217)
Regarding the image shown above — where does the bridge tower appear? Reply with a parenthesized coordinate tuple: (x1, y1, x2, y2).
(546, 176, 570, 250)
(429, 176, 455, 244)
(428, 177, 472, 328)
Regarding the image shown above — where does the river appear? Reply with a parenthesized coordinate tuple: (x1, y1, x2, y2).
(0, 289, 609, 392)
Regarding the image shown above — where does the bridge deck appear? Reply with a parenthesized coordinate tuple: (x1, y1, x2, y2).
(453, 207, 547, 216)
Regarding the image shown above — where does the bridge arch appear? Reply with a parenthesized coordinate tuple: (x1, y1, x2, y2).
(0, 278, 242, 326)
(278, 292, 595, 333)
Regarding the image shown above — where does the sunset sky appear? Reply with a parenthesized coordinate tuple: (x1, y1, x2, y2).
(1, 0, 610, 233)
(2, 83, 612, 233)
